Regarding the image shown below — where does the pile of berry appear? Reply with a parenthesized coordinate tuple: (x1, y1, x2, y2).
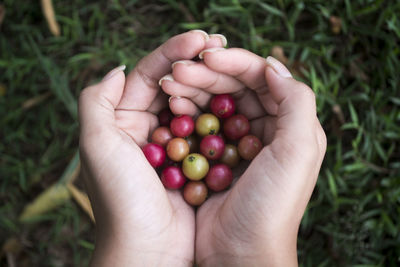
(142, 94, 262, 206)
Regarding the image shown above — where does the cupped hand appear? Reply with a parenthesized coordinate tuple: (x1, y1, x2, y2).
(160, 48, 327, 266)
(78, 31, 225, 266)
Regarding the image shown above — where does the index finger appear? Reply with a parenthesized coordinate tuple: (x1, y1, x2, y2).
(117, 31, 225, 111)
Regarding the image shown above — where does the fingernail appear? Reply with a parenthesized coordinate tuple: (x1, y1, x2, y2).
(171, 60, 193, 69)
(158, 74, 174, 86)
(209, 34, 228, 47)
(190, 29, 210, 41)
(265, 56, 292, 78)
(168, 95, 181, 103)
(102, 65, 126, 82)
(199, 47, 226, 59)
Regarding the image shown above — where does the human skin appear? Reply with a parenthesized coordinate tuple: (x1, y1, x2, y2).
(78, 30, 225, 267)
(79, 30, 326, 266)
(160, 49, 327, 266)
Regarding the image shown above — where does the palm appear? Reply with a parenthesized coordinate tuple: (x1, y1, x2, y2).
(164, 49, 326, 265)
(196, 103, 282, 261)
(109, 109, 194, 237)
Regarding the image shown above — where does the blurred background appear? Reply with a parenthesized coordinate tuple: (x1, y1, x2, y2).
(0, 0, 399, 266)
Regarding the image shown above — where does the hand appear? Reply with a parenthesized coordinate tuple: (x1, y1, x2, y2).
(160, 48, 327, 266)
(78, 31, 226, 266)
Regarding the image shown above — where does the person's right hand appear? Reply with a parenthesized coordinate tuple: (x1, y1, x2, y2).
(79, 31, 225, 266)
(160, 48, 327, 266)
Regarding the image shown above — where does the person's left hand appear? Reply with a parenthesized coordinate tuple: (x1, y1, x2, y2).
(160, 48, 326, 266)
(78, 31, 226, 266)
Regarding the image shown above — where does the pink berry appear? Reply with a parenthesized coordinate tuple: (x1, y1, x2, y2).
(223, 114, 250, 140)
(205, 164, 233, 192)
(210, 94, 235, 118)
(142, 143, 166, 168)
(161, 166, 186, 189)
(199, 135, 225, 160)
(170, 115, 195, 137)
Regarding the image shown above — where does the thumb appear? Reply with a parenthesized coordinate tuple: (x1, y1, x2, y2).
(265, 57, 317, 148)
(78, 65, 126, 138)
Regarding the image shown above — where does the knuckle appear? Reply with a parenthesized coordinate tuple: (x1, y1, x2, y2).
(317, 123, 327, 153)
(296, 83, 316, 101)
(79, 85, 96, 103)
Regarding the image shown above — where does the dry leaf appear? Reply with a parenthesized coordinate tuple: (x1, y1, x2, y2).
(350, 61, 369, 81)
(330, 16, 342, 34)
(21, 91, 51, 110)
(178, 3, 195, 22)
(19, 183, 70, 222)
(332, 104, 345, 124)
(270, 46, 307, 78)
(0, 4, 5, 28)
(19, 153, 80, 222)
(271, 46, 288, 65)
(67, 183, 95, 223)
(41, 0, 60, 36)
(0, 83, 6, 96)
(1, 238, 22, 259)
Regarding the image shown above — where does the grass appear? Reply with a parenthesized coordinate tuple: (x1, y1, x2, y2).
(1, 0, 399, 266)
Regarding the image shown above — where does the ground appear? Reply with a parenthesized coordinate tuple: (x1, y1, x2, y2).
(0, 0, 399, 266)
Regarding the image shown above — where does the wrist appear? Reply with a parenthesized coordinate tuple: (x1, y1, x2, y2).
(91, 237, 193, 267)
(198, 243, 297, 267)
(198, 228, 298, 267)
(91, 224, 193, 267)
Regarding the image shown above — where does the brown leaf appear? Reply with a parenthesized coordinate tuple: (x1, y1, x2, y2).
(21, 91, 51, 110)
(0, 83, 6, 96)
(332, 104, 345, 125)
(178, 3, 195, 22)
(330, 16, 342, 34)
(271, 46, 288, 65)
(41, 0, 60, 36)
(350, 61, 369, 81)
(67, 183, 95, 223)
(19, 183, 70, 222)
(1, 237, 24, 267)
(0, 4, 5, 28)
(270, 46, 307, 78)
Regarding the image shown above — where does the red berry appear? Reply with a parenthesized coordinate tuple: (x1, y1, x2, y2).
(223, 114, 250, 140)
(205, 164, 233, 192)
(151, 126, 173, 147)
(166, 138, 190, 162)
(170, 115, 195, 137)
(142, 143, 166, 168)
(200, 135, 225, 160)
(183, 181, 208, 206)
(238, 135, 262, 160)
(158, 108, 174, 126)
(210, 94, 235, 118)
(161, 166, 186, 189)
(220, 144, 240, 168)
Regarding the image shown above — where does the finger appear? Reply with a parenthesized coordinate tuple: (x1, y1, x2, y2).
(148, 91, 169, 114)
(172, 59, 244, 95)
(264, 57, 318, 161)
(199, 48, 281, 115)
(160, 73, 212, 110)
(250, 116, 277, 145)
(118, 30, 217, 111)
(200, 48, 266, 90)
(171, 60, 267, 119)
(169, 96, 201, 117)
(206, 34, 228, 49)
(79, 66, 126, 139)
